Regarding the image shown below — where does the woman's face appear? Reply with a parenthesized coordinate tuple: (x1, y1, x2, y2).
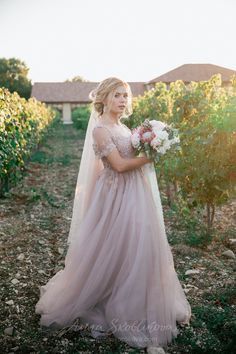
(104, 85, 128, 115)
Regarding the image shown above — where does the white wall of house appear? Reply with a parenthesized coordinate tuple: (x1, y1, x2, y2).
(62, 103, 72, 124)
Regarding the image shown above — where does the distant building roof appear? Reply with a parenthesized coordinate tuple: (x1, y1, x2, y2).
(31, 81, 146, 103)
(31, 64, 236, 104)
(147, 64, 236, 84)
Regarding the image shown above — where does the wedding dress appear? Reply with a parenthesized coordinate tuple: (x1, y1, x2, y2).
(35, 121, 191, 350)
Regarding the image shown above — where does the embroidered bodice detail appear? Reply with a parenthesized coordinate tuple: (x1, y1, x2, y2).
(92, 123, 136, 169)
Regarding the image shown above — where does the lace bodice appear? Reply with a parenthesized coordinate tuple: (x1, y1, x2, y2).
(92, 123, 136, 169)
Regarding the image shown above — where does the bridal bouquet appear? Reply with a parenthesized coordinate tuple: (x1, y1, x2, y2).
(130, 119, 180, 163)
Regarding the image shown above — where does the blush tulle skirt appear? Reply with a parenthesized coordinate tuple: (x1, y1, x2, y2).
(35, 167, 191, 349)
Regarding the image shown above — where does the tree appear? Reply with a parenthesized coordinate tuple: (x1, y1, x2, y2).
(65, 75, 90, 82)
(0, 58, 32, 99)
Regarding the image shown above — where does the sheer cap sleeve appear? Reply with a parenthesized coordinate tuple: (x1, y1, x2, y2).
(92, 126, 117, 159)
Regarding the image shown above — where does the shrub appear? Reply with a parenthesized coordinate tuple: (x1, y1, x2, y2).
(72, 105, 90, 131)
(0, 87, 56, 195)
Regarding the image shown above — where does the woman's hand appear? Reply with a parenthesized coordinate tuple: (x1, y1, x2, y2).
(138, 152, 152, 164)
(142, 156, 153, 164)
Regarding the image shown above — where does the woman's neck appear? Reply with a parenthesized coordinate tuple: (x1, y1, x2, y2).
(99, 113, 122, 126)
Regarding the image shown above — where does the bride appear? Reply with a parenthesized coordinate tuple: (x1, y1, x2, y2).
(35, 77, 191, 353)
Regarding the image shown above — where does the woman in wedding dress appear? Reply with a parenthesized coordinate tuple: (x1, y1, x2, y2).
(35, 77, 191, 353)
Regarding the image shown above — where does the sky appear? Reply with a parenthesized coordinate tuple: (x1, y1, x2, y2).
(0, 0, 236, 84)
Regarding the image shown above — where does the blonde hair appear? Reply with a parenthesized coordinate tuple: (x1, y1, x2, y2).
(89, 77, 133, 118)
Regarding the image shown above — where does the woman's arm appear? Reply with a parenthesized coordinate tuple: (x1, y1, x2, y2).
(92, 126, 152, 172)
(105, 149, 152, 172)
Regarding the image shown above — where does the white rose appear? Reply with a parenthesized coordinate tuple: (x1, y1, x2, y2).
(155, 130, 169, 140)
(149, 120, 166, 130)
(131, 132, 140, 148)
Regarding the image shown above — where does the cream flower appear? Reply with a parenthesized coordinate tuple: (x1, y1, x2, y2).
(150, 137, 162, 150)
(131, 132, 141, 148)
(149, 120, 166, 130)
(154, 130, 168, 140)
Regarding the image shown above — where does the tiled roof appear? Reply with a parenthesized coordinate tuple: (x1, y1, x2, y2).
(31, 81, 146, 103)
(31, 64, 236, 103)
(147, 64, 236, 83)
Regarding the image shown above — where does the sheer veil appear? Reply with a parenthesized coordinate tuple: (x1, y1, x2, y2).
(142, 162, 166, 227)
(67, 107, 103, 245)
